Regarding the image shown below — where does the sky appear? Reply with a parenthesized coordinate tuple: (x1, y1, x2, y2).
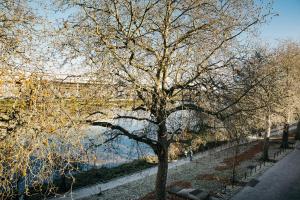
(259, 0, 300, 46)
(28, 0, 300, 75)
(30, 0, 300, 48)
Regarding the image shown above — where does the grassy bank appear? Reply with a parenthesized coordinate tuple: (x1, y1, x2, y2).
(59, 159, 156, 190)
(26, 159, 155, 200)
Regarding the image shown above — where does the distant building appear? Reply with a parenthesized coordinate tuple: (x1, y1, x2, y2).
(0, 72, 131, 100)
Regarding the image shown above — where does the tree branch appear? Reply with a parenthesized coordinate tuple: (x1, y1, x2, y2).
(89, 121, 157, 148)
(166, 103, 215, 116)
(114, 115, 157, 124)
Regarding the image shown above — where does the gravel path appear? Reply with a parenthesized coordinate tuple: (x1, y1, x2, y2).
(50, 124, 296, 200)
(51, 140, 247, 200)
(81, 139, 293, 200)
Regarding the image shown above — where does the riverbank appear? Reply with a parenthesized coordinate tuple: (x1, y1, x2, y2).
(81, 135, 295, 200)
(35, 125, 295, 200)
(26, 139, 228, 200)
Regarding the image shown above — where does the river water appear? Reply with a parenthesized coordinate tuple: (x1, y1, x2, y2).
(81, 109, 205, 168)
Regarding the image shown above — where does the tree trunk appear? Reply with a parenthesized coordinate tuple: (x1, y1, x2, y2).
(17, 175, 25, 200)
(262, 114, 271, 161)
(281, 124, 289, 149)
(155, 145, 169, 200)
(231, 138, 240, 185)
(295, 121, 300, 140)
(262, 137, 270, 160)
(61, 173, 67, 192)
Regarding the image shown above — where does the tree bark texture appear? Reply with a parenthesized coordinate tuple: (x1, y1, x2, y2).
(155, 145, 169, 200)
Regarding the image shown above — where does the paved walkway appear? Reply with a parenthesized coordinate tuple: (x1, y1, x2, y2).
(51, 141, 242, 200)
(51, 125, 296, 200)
(231, 141, 300, 200)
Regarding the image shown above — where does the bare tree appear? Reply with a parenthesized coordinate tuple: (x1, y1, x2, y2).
(236, 44, 300, 160)
(0, 1, 90, 198)
(0, 70, 89, 199)
(223, 114, 250, 185)
(0, 0, 35, 72)
(273, 42, 300, 147)
(246, 49, 284, 161)
(55, 0, 272, 199)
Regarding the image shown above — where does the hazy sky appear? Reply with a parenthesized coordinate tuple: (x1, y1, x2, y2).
(32, 0, 300, 48)
(29, 0, 300, 75)
(260, 0, 300, 46)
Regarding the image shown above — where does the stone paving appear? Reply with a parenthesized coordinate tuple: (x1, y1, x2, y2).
(231, 141, 300, 200)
